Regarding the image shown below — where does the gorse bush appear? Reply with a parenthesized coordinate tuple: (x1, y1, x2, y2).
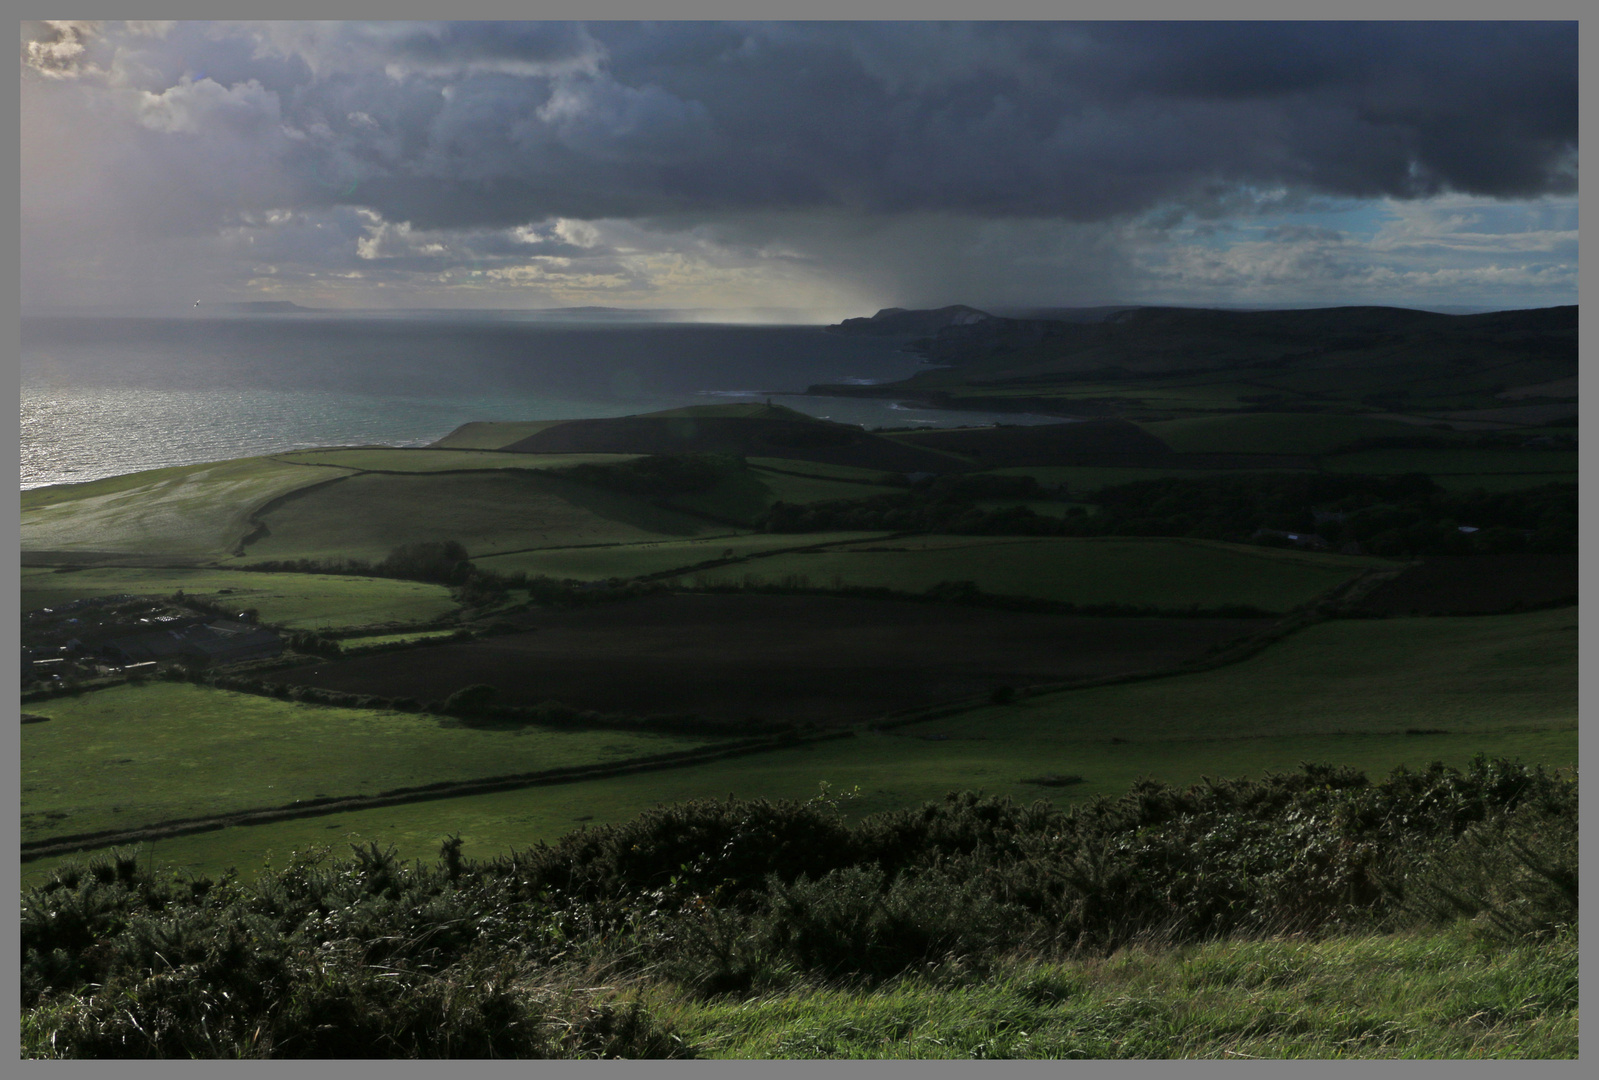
(20, 757, 1576, 1057)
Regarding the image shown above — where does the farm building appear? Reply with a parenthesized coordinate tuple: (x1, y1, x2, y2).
(100, 622, 282, 667)
(183, 621, 284, 665)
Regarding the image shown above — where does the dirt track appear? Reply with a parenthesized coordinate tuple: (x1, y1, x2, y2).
(278, 593, 1269, 725)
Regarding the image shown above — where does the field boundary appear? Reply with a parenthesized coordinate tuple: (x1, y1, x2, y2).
(748, 462, 901, 487)
(21, 730, 856, 863)
(867, 566, 1408, 731)
(233, 472, 355, 555)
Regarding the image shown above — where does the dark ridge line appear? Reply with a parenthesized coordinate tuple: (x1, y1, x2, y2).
(22, 731, 855, 863)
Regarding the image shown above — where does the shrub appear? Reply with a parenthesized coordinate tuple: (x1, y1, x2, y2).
(443, 684, 499, 716)
(1390, 793, 1578, 941)
(19, 759, 1578, 1054)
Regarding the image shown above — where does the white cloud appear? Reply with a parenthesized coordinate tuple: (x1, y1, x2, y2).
(21, 20, 104, 79)
(136, 76, 282, 135)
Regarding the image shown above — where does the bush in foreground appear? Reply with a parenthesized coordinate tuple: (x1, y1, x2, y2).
(20, 756, 1576, 1058)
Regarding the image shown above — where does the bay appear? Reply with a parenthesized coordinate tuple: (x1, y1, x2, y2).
(21, 314, 1067, 490)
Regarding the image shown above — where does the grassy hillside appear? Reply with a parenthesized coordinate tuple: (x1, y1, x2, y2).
(21, 457, 348, 558)
(19, 567, 458, 629)
(825, 305, 1576, 407)
(243, 471, 725, 562)
(23, 760, 1577, 1059)
(667, 927, 1575, 1058)
(495, 406, 964, 474)
(428, 420, 572, 449)
(686, 535, 1390, 612)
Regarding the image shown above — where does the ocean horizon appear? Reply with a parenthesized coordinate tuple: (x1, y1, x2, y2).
(21, 314, 1068, 490)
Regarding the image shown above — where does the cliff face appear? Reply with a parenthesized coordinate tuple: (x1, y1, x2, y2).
(829, 304, 996, 336)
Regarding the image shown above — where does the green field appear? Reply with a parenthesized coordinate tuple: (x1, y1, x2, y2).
(27, 725, 1570, 890)
(686, 535, 1391, 612)
(746, 458, 900, 483)
(473, 531, 888, 582)
(243, 471, 726, 562)
(22, 605, 1572, 887)
(19, 567, 459, 629)
(21, 457, 347, 557)
(1137, 413, 1466, 455)
(272, 447, 642, 472)
(750, 468, 902, 504)
(20, 682, 718, 846)
(661, 467, 904, 526)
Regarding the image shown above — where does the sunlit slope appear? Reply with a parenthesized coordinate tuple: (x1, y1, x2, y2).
(688, 535, 1392, 612)
(19, 567, 457, 630)
(242, 471, 727, 562)
(428, 420, 572, 449)
(21, 457, 352, 558)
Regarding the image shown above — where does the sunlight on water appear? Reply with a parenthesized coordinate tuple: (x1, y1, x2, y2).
(20, 317, 1070, 490)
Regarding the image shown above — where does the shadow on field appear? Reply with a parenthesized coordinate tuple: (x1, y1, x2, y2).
(276, 593, 1270, 726)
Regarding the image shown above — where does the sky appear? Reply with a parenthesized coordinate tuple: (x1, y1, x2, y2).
(19, 20, 1579, 319)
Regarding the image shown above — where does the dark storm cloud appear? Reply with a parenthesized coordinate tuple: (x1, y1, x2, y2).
(322, 20, 1576, 227)
(28, 21, 1571, 232)
(18, 21, 1580, 312)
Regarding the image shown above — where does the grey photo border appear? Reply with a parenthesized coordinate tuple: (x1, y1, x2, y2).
(8, 2, 1589, 1076)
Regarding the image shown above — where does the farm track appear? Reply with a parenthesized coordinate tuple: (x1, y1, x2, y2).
(21, 730, 855, 863)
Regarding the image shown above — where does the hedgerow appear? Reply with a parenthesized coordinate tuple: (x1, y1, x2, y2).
(20, 756, 1576, 1057)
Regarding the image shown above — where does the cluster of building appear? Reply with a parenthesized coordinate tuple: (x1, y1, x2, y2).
(22, 601, 283, 684)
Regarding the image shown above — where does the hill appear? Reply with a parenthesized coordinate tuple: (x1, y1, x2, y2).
(887, 419, 1175, 466)
(438, 404, 967, 475)
(828, 304, 996, 336)
(808, 304, 1577, 424)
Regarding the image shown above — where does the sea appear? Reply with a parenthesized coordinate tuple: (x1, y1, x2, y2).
(19, 313, 1069, 491)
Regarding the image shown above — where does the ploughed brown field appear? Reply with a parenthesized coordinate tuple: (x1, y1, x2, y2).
(276, 593, 1270, 725)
